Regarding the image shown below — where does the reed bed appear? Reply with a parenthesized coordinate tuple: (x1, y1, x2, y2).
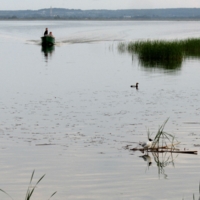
(118, 38, 200, 68)
(128, 40, 183, 61)
(182, 38, 200, 57)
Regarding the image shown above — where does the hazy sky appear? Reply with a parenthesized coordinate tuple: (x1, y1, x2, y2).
(2, 0, 200, 10)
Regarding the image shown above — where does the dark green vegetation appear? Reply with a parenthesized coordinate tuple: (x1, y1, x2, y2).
(0, 170, 57, 200)
(118, 38, 200, 70)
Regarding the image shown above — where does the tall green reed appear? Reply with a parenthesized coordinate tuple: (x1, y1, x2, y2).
(151, 118, 178, 149)
(182, 38, 200, 57)
(0, 170, 57, 200)
(118, 38, 200, 69)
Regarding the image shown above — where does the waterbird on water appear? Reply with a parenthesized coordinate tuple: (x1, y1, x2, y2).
(130, 83, 139, 88)
(139, 138, 153, 150)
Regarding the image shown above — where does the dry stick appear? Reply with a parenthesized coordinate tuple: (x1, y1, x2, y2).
(130, 147, 197, 154)
(149, 150, 197, 154)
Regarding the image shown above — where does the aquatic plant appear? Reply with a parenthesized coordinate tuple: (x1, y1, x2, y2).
(129, 40, 183, 61)
(118, 42, 127, 53)
(182, 38, 200, 58)
(0, 170, 57, 200)
(118, 38, 200, 69)
(151, 118, 178, 149)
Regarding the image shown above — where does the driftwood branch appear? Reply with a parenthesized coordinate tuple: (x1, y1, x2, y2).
(130, 147, 197, 154)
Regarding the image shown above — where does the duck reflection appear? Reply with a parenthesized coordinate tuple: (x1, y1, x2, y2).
(41, 45, 55, 62)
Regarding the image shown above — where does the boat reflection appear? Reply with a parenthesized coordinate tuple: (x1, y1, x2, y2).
(41, 45, 55, 62)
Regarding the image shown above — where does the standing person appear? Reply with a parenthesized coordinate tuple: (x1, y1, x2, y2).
(44, 28, 48, 36)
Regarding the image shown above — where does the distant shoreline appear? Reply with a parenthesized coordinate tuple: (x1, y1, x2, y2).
(1, 18, 200, 21)
(1, 8, 200, 21)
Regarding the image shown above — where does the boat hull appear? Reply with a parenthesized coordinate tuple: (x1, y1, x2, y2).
(41, 36, 55, 46)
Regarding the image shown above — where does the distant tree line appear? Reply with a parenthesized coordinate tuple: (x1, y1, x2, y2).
(1, 8, 200, 20)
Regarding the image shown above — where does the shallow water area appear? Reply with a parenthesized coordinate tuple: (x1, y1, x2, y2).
(0, 21, 200, 199)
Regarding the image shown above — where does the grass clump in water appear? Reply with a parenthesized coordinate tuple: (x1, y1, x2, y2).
(118, 42, 127, 53)
(182, 38, 200, 57)
(118, 38, 200, 69)
(128, 40, 183, 62)
(151, 118, 178, 150)
(0, 170, 57, 200)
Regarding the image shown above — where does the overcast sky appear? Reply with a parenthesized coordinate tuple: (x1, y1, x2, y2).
(1, 0, 200, 10)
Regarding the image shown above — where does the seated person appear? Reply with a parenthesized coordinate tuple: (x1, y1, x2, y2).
(49, 32, 54, 37)
(44, 28, 48, 36)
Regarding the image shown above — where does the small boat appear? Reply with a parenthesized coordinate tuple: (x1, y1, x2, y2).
(41, 35, 55, 46)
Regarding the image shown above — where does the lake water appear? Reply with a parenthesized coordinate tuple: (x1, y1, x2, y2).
(0, 20, 200, 200)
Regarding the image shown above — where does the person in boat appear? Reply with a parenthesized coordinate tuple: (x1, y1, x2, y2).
(49, 32, 54, 37)
(44, 28, 48, 36)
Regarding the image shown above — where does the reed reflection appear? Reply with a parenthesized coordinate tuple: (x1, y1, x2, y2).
(153, 152, 178, 179)
(140, 152, 178, 178)
(138, 58, 182, 72)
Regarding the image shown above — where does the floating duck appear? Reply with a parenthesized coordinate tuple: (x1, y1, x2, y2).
(130, 83, 139, 88)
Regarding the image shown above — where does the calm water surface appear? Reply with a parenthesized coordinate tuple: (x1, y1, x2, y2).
(0, 21, 200, 200)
